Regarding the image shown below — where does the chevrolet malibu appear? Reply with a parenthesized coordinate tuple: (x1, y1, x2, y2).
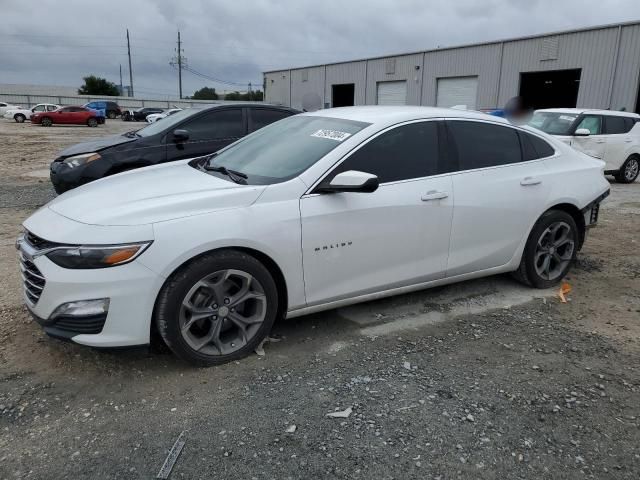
(17, 107, 610, 366)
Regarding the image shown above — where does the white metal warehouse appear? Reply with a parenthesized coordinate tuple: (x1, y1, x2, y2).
(263, 21, 640, 114)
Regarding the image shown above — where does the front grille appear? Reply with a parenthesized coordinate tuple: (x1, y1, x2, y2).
(18, 251, 46, 306)
(25, 230, 60, 250)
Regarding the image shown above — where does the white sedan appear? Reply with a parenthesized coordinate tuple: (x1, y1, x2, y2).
(530, 108, 640, 183)
(17, 107, 609, 366)
(4, 103, 60, 123)
(0, 102, 21, 117)
(146, 108, 182, 123)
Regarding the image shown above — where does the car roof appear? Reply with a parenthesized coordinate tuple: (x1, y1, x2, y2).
(536, 108, 640, 118)
(191, 103, 299, 112)
(303, 106, 510, 126)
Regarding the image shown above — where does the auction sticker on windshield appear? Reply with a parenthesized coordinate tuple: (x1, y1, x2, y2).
(311, 129, 352, 142)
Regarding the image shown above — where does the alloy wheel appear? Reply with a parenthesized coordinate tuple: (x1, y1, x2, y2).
(178, 269, 267, 356)
(624, 158, 639, 182)
(534, 221, 575, 281)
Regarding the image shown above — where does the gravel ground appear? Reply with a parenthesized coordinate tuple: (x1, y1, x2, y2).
(0, 118, 639, 479)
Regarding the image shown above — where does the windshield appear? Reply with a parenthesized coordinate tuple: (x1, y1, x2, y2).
(528, 112, 579, 135)
(203, 115, 370, 185)
(136, 108, 201, 137)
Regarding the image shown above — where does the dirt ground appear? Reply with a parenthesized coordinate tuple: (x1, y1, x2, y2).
(0, 118, 639, 479)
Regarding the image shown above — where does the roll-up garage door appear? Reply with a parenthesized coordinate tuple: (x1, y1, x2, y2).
(376, 81, 407, 105)
(436, 76, 478, 109)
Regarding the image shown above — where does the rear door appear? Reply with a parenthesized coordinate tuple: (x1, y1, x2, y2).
(444, 120, 552, 277)
(247, 107, 294, 133)
(571, 114, 606, 160)
(602, 115, 635, 171)
(166, 107, 246, 161)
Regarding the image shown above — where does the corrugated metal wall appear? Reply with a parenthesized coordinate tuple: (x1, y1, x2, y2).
(290, 66, 325, 111)
(265, 22, 640, 113)
(325, 61, 367, 106)
(422, 43, 502, 109)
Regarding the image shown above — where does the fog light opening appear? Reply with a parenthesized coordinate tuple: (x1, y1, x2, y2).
(50, 298, 110, 319)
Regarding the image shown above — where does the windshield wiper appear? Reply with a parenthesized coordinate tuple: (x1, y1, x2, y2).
(204, 164, 248, 184)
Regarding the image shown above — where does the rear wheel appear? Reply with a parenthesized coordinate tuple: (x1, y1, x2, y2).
(14, 114, 26, 123)
(87, 117, 98, 127)
(107, 110, 117, 120)
(41, 117, 53, 127)
(513, 210, 579, 289)
(615, 155, 639, 184)
(155, 250, 279, 366)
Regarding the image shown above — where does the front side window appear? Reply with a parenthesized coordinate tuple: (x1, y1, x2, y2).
(330, 121, 439, 183)
(528, 112, 579, 135)
(604, 116, 628, 135)
(182, 109, 244, 141)
(205, 115, 370, 185)
(575, 115, 601, 135)
(136, 108, 201, 137)
(447, 121, 522, 170)
(249, 108, 292, 132)
(33, 105, 45, 112)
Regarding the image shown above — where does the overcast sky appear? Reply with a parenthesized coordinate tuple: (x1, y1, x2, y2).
(1, 0, 639, 99)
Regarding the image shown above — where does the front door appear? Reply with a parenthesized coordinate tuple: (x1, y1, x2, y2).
(166, 108, 246, 161)
(300, 120, 454, 305)
(571, 115, 607, 160)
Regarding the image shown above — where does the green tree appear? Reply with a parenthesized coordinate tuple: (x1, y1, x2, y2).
(192, 87, 219, 100)
(224, 90, 263, 101)
(78, 75, 120, 96)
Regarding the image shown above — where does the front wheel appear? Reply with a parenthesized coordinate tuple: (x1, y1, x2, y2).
(512, 210, 579, 289)
(107, 111, 117, 120)
(615, 155, 639, 184)
(41, 117, 53, 127)
(155, 250, 279, 366)
(87, 117, 98, 127)
(14, 114, 26, 123)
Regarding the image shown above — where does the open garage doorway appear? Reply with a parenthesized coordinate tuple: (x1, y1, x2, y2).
(635, 79, 640, 114)
(331, 84, 355, 108)
(519, 69, 581, 110)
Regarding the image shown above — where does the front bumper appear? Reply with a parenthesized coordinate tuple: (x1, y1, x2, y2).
(50, 158, 111, 193)
(17, 237, 163, 348)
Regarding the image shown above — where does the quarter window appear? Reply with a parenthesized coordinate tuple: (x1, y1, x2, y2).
(182, 108, 244, 140)
(575, 115, 601, 135)
(447, 121, 522, 170)
(520, 131, 555, 160)
(331, 121, 439, 183)
(604, 116, 629, 135)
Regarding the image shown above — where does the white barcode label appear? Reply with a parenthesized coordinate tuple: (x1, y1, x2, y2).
(311, 129, 352, 142)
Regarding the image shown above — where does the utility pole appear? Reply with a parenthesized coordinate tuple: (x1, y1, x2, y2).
(126, 29, 134, 97)
(177, 31, 183, 99)
(119, 64, 123, 95)
(248, 82, 252, 99)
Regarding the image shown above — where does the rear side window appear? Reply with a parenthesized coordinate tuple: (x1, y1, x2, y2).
(332, 121, 439, 183)
(249, 108, 291, 132)
(604, 116, 631, 135)
(520, 131, 555, 160)
(447, 121, 522, 170)
(183, 108, 244, 140)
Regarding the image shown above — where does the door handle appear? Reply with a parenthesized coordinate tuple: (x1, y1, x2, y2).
(625, 138, 633, 143)
(421, 190, 448, 201)
(595, 139, 606, 144)
(520, 177, 542, 186)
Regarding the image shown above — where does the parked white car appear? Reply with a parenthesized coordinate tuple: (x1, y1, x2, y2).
(0, 101, 21, 117)
(4, 103, 60, 123)
(146, 108, 182, 123)
(530, 108, 640, 183)
(17, 106, 609, 366)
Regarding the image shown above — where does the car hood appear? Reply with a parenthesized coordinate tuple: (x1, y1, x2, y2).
(58, 134, 138, 157)
(47, 161, 266, 226)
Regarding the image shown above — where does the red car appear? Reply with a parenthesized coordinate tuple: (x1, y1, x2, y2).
(31, 106, 99, 127)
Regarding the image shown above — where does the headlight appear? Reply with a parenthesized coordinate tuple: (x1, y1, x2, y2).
(45, 242, 152, 269)
(62, 152, 102, 168)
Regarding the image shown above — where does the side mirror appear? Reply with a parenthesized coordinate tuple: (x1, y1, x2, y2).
(574, 128, 591, 137)
(172, 129, 190, 142)
(317, 170, 379, 194)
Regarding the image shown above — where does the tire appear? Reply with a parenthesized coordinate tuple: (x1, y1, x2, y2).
(512, 210, 579, 289)
(87, 117, 98, 127)
(14, 114, 26, 123)
(122, 112, 130, 121)
(615, 155, 640, 184)
(41, 117, 53, 127)
(155, 250, 279, 367)
(107, 110, 117, 120)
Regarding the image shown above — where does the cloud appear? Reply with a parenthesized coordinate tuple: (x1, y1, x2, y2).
(0, 0, 638, 98)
